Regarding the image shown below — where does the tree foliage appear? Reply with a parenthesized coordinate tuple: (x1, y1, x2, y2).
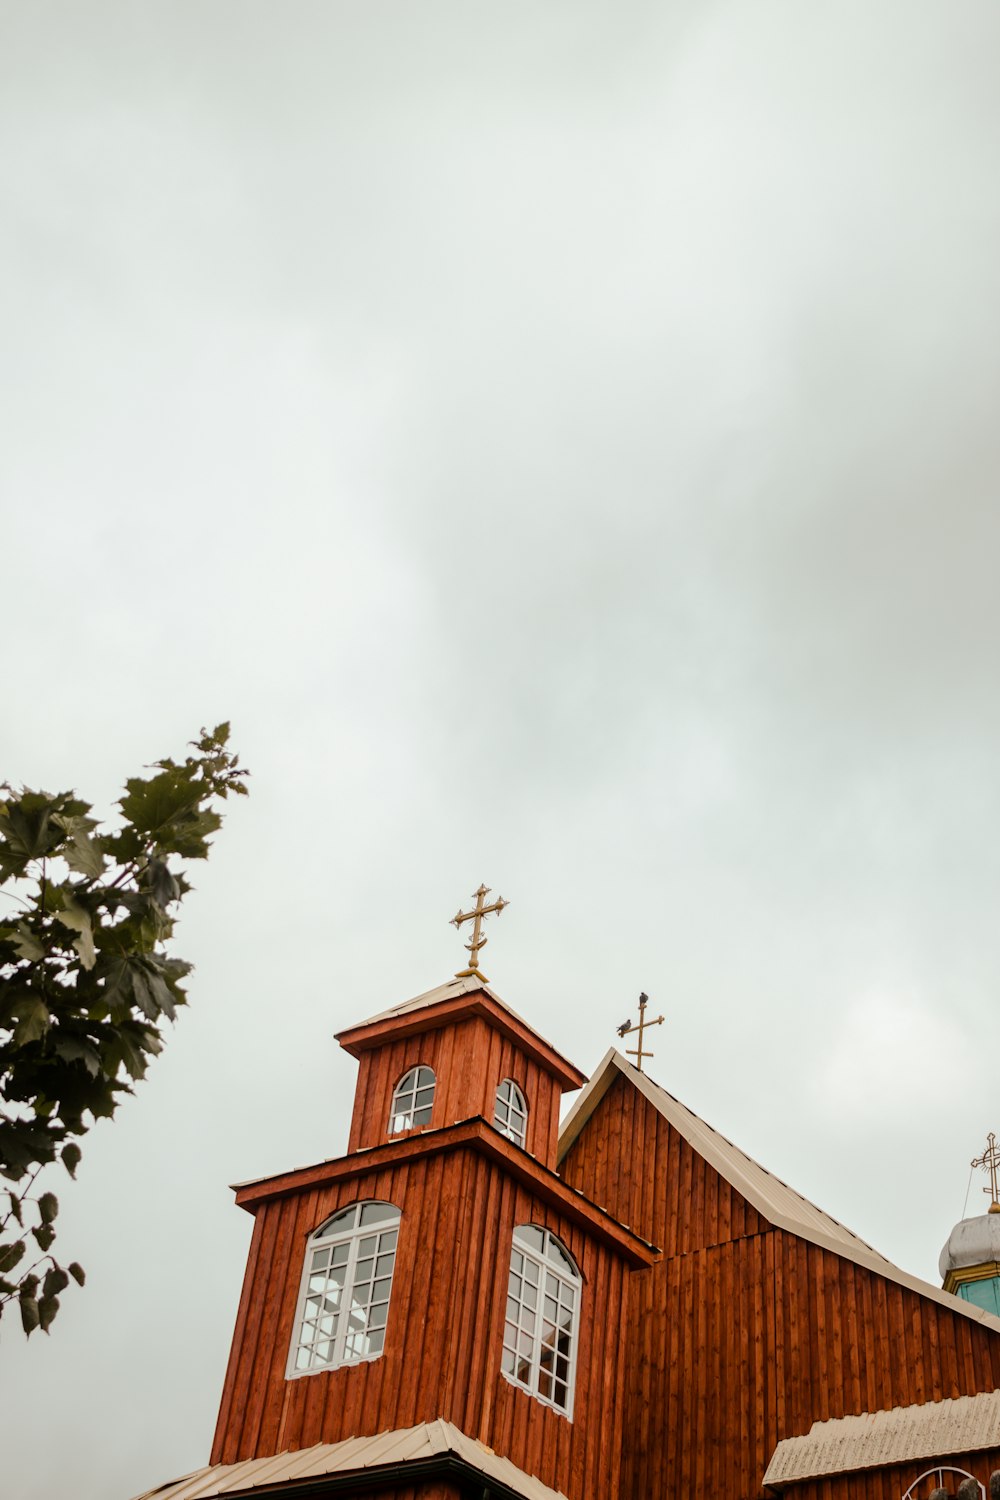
(0, 725, 248, 1336)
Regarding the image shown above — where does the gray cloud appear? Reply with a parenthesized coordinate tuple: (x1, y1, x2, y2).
(2, 4, 999, 1496)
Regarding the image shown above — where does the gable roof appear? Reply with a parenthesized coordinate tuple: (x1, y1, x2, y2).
(131, 1420, 568, 1500)
(558, 1049, 1000, 1335)
(763, 1389, 1000, 1487)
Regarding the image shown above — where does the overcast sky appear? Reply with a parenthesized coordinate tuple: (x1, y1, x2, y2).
(3, 3, 1000, 1496)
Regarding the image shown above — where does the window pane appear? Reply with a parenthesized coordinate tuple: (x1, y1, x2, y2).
(360, 1202, 399, 1227)
(518, 1226, 544, 1253)
(291, 1202, 399, 1377)
(501, 1348, 515, 1375)
(315, 1206, 357, 1238)
(549, 1238, 577, 1274)
(412, 1105, 432, 1125)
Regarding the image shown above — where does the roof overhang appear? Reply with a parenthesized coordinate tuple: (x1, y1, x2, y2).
(763, 1390, 1000, 1489)
(130, 1419, 570, 1500)
(232, 1115, 657, 1268)
(558, 1049, 1000, 1336)
(336, 977, 585, 1092)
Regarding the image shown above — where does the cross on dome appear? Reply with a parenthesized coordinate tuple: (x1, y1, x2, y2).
(972, 1131, 1000, 1215)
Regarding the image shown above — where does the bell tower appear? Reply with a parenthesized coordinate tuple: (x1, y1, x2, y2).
(200, 893, 655, 1500)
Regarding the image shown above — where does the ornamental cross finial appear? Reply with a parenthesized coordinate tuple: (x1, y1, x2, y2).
(616, 992, 665, 1073)
(451, 883, 508, 981)
(972, 1131, 1000, 1215)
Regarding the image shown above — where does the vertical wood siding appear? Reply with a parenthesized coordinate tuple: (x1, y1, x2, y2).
(347, 1017, 564, 1167)
(560, 1073, 764, 1251)
(559, 1076, 1000, 1500)
(212, 1147, 629, 1500)
(772, 1450, 1000, 1500)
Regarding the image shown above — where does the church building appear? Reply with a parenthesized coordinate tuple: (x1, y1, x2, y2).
(135, 889, 1000, 1500)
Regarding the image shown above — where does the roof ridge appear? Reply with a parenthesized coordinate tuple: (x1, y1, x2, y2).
(557, 1048, 1000, 1338)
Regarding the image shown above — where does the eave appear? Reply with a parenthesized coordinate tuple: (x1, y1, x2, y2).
(232, 1116, 657, 1268)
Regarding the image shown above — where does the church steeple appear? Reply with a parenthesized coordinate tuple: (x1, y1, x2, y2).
(941, 1133, 1000, 1316)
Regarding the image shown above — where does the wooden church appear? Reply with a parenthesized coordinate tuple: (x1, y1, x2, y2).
(136, 889, 1000, 1500)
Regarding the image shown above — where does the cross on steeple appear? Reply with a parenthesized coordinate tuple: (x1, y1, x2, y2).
(972, 1131, 1000, 1215)
(617, 992, 665, 1073)
(451, 883, 508, 981)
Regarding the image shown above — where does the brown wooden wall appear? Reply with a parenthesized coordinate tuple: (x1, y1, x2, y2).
(775, 1450, 1000, 1500)
(212, 1144, 631, 1500)
(347, 1016, 563, 1168)
(559, 1075, 1000, 1500)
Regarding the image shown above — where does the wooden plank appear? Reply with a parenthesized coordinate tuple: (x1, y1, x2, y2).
(210, 1208, 265, 1463)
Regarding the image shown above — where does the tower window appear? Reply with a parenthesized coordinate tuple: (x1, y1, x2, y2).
(288, 1201, 400, 1376)
(388, 1065, 435, 1134)
(501, 1225, 580, 1417)
(494, 1078, 528, 1148)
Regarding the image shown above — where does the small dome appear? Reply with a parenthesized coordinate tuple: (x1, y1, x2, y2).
(939, 1211, 1000, 1280)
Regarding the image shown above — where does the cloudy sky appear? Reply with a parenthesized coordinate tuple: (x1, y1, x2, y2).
(3, 3, 1000, 1495)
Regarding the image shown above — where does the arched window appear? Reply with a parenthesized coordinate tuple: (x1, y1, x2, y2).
(501, 1225, 580, 1417)
(288, 1201, 400, 1375)
(388, 1065, 435, 1134)
(494, 1078, 527, 1148)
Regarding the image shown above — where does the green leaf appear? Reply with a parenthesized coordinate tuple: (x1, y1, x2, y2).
(63, 829, 106, 881)
(0, 1240, 25, 1274)
(11, 922, 44, 963)
(55, 896, 96, 970)
(68, 1262, 85, 1286)
(119, 771, 199, 840)
(38, 1293, 59, 1332)
(61, 1144, 82, 1179)
(53, 1034, 101, 1077)
(32, 1222, 56, 1251)
(38, 1192, 58, 1224)
(19, 1293, 40, 1336)
(9, 993, 51, 1047)
(43, 1265, 69, 1298)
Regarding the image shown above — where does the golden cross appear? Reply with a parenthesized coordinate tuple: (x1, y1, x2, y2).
(972, 1132, 1000, 1215)
(617, 992, 664, 1073)
(451, 883, 509, 980)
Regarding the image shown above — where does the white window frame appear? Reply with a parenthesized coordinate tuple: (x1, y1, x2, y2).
(388, 1064, 435, 1135)
(494, 1078, 528, 1148)
(501, 1224, 580, 1418)
(286, 1201, 400, 1379)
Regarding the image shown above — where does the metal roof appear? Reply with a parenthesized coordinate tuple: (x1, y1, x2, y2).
(351, 974, 505, 1026)
(558, 1049, 1000, 1336)
(130, 1420, 568, 1500)
(763, 1390, 1000, 1486)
